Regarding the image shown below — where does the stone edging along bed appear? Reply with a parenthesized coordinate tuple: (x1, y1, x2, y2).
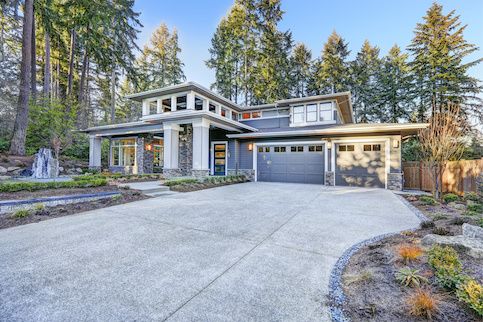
(0, 191, 121, 215)
(327, 194, 429, 322)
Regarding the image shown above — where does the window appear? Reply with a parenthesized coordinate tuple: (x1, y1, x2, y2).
(251, 111, 261, 118)
(209, 103, 216, 113)
(149, 101, 157, 114)
(265, 147, 270, 152)
(274, 146, 286, 152)
(232, 111, 238, 120)
(309, 145, 323, 152)
(306, 104, 317, 122)
(221, 108, 227, 117)
(153, 138, 164, 167)
(162, 98, 171, 112)
(242, 112, 251, 119)
(363, 144, 372, 151)
(194, 97, 203, 110)
(111, 139, 136, 167)
(291, 146, 304, 152)
(176, 95, 187, 110)
(319, 102, 332, 121)
(339, 144, 354, 152)
(258, 147, 263, 153)
(258, 146, 270, 153)
(293, 105, 304, 124)
(372, 144, 381, 151)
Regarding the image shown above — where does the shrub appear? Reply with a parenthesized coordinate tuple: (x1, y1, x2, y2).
(397, 244, 424, 264)
(164, 178, 198, 186)
(432, 227, 451, 236)
(463, 210, 479, 217)
(0, 178, 107, 192)
(406, 289, 440, 320)
(12, 209, 31, 218)
(432, 213, 448, 221)
(395, 267, 429, 288)
(420, 196, 437, 205)
(467, 203, 482, 213)
(478, 218, 483, 228)
(33, 203, 45, 211)
(464, 192, 481, 203)
(428, 245, 465, 289)
(456, 279, 483, 316)
(442, 193, 459, 203)
(420, 220, 435, 229)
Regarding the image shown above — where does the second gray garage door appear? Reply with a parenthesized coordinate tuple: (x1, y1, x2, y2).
(335, 142, 386, 188)
(257, 144, 324, 184)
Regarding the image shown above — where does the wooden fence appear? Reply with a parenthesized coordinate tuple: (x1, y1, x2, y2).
(402, 159, 482, 194)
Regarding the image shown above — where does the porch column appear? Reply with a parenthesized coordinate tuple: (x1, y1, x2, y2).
(192, 119, 210, 175)
(187, 91, 195, 110)
(89, 136, 102, 169)
(163, 123, 180, 170)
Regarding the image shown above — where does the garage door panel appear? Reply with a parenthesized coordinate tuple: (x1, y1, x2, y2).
(257, 144, 324, 184)
(336, 143, 386, 188)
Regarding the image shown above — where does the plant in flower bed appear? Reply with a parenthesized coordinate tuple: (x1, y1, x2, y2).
(340, 231, 482, 321)
(73, 173, 163, 183)
(165, 175, 247, 192)
(0, 177, 107, 192)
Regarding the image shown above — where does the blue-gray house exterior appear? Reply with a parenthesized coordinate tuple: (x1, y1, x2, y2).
(82, 82, 427, 190)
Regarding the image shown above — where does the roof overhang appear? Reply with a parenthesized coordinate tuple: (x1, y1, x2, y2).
(125, 82, 243, 111)
(226, 123, 428, 139)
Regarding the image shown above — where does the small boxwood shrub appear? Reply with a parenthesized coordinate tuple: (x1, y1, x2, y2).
(0, 178, 107, 192)
(419, 196, 437, 205)
(428, 245, 466, 290)
(12, 209, 31, 218)
(464, 192, 481, 203)
(467, 203, 482, 213)
(456, 279, 483, 316)
(442, 193, 459, 204)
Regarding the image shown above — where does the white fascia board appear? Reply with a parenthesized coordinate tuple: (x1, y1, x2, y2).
(226, 123, 428, 139)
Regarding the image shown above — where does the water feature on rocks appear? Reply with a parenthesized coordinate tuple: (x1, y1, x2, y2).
(31, 148, 59, 179)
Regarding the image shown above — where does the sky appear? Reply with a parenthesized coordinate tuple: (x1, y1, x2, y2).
(133, 0, 483, 87)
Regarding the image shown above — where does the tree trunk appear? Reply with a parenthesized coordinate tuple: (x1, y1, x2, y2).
(43, 30, 51, 97)
(30, 6, 36, 101)
(9, 0, 33, 156)
(78, 49, 88, 103)
(66, 28, 76, 98)
(111, 66, 116, 123)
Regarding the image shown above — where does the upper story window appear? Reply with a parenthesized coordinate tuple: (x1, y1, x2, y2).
(176, 95, 187, 110)
(149, 101, 157, 114)
(221, 107, 227, 117)
(232, 111, 238, 120)
(194, 97, 203, 110)
(209, 103, 216, 113)
(290, 101, 336, 126)
(162, 98, 171, 112)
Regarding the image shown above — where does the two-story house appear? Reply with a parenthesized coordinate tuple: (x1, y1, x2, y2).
(82, 82, 427, 189)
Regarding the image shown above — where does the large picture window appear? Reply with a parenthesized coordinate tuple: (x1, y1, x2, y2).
(111, 139, 136, 167)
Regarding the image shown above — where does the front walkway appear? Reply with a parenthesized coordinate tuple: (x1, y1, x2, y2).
(0, 183, 420, 321)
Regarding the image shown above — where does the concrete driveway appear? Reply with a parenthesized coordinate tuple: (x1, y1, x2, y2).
(0, 182, 420, 321)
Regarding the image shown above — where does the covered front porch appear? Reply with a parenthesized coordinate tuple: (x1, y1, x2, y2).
(85, 114, 255, 178)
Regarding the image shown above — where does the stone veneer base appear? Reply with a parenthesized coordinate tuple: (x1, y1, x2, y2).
(163, 168, 184, 178)
(325, 171, 335, 186)
(227, 169, 255, 181)
(191, 169, 210, 178)
(387, 172, 403, 190)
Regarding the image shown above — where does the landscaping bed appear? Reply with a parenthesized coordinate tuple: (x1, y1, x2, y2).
(338, 193, 482, 321)
(0, 189, 148, 230)
(77, 173, 164, 183)
(165, 175, 248, 192)
(0, 185, 117, 201)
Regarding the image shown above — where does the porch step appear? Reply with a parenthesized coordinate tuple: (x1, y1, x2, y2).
(118, 181, 170, 194)
(145, 191, 179, 198)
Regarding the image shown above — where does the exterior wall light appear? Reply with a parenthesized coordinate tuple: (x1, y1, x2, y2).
(327, 140, 332, 149)
(248, 143, 253, 151)
(145, 144, 153, 151)
(392, 140, 400, 148)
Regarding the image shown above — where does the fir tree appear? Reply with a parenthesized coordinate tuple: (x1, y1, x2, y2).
(408, 2, 481, 119)
(290, 43, 312, 98)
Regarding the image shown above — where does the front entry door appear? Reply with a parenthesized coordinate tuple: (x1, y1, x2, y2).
(213, 142, 227, 176)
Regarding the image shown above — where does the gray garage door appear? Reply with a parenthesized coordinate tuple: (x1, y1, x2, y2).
(335, 142, 386, 188)
(257, 144, 324, 184)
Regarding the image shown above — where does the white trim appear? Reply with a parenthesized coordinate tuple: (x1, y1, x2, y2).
(331, 137, 391, 189)
(211, 141, 228, 176)
(109, 137, 138, 169)
(252, 140, 327, 182)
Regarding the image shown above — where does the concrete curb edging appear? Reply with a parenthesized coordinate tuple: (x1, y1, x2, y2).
(0, 191, 121, 214)
(328, 194, 429, 322)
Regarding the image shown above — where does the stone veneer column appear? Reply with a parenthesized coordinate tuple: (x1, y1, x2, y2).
(325, 171, 335, 186)
(192, 119, 210, 177)
(178, 124, 193, 176)
(88, 136, 102, 170)
(135, 137, 144, 174)
(387, 173, 403, 190)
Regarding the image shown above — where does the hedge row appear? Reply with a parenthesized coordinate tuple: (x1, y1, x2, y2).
(0, 178, 107, 192)
(73, 173, 163, 181)
(164, 175, 247, 187)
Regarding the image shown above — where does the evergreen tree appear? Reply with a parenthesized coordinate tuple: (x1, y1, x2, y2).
(290, 43, 312, 98)
(349, 40, 380, 122)
(311, 31, 350, 95)
(408, 3, 481, 119)
(375, 45, 414, 122)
